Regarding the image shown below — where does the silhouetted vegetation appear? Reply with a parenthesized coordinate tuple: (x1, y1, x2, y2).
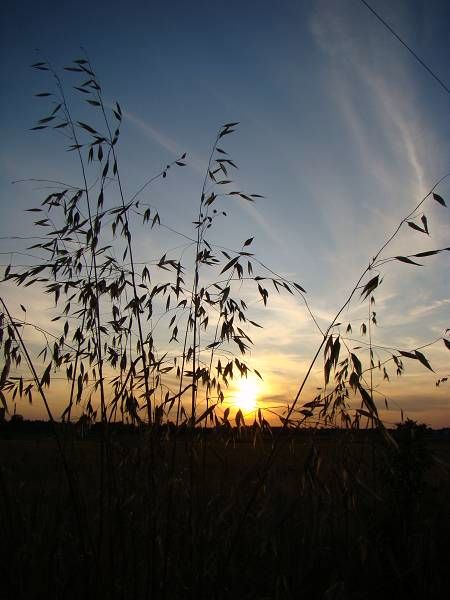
(1, 55, 449, 599)
(1, 424, 450, 599)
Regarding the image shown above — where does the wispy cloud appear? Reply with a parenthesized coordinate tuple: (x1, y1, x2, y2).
(125, 107, 284, 248)
(409, 298, 450, 318)
(124, 109, 193, 163)
(309, 0, 438, 215)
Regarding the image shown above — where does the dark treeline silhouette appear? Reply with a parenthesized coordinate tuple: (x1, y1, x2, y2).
(1, 416, 449, 440)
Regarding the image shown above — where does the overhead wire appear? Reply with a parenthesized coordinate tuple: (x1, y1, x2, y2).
(359, 0, 450, 95)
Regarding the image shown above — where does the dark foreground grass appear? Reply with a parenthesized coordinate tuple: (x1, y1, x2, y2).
(1, 426, 449, 600)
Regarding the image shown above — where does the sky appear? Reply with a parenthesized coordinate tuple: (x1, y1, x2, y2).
(1, 0, 449, 427)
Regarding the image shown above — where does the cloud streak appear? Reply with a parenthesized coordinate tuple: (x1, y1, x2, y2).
(125, 107, 285, 249)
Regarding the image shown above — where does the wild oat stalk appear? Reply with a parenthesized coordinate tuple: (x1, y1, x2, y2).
(222, 173, 450, 571)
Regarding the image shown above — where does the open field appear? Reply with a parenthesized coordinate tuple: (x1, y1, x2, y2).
(1, 424, 449, 599)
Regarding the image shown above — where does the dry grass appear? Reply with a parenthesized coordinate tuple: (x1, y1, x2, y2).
(1, 54, 450, 599)
(1, 426, 449, 599)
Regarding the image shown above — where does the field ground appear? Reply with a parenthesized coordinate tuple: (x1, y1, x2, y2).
(1, 425, 450, 599)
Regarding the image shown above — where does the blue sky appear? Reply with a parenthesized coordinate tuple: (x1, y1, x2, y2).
(1, 0, 449, 426)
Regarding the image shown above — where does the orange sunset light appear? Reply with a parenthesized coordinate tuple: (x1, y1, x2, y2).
(232, 375, 262, 414)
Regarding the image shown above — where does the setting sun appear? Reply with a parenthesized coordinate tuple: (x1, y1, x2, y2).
(233, 376, 261, 413)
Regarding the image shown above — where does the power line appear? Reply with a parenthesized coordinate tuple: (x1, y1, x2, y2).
(359, 0, 450, 95)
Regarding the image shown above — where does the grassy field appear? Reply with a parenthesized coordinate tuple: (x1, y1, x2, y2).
(1, 424, 449, 599)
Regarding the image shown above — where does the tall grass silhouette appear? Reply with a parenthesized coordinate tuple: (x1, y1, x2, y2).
(0, 55, 449, 600)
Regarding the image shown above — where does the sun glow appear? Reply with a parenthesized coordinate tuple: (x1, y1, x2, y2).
(233, 376, 261, 413)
